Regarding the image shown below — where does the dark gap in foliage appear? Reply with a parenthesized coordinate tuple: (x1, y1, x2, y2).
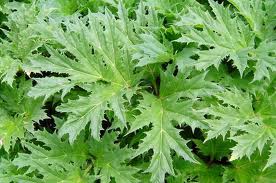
(154, 75, 161, 96)
(120, 125, 149, 149)
(173, 65, 178, 76)
(199, 45, 209, 50)
(64, 51, 77, 60)
(254, 37, 262, 48)
(214, 0, 232, 4)
(178, 126, 205, 160)
(100, 114, 112, 138)
(161, 59, 173, 70)
(221, 56, 235, 74)
(34, 100, 58, 133)
(30, 71, 69, 79)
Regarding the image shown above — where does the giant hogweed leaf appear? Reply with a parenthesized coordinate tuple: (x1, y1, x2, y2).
(194, 137, 234, 161)
(0, 56, 20, 86)
(57, 84, 127, 143)
(29, 46, 103, 85)
(265, 141, 276, 170)
(0, 159, 43, 183)
(252, 41, 276, 81)
(0, 109, 24, 151)
(0, 1, 48, 85)
(167, 158, 224, 183)
(205, 88, 256, 140)
(29, 3, 139, 100)
(176, 0, 276, 80)
(117, 1, 137, 44)
(16, 131, 88, 166)
(82, 9, 138, 86)
(129, 93, 198, 182)
(223, 150, 276, 183)
(89, 133, 139, 183)
(133, 34, 174, 67)
(128, 70, 220, 182)
(228, 0, 276, 40)
(145, 0, 204, 14)
(0, 2, 42, 59)
(27, 3, 143, 144)
(176, 0, 254, 76)
(0, 79, 47, 124)
(134, 1, 163, 34)
(0, 79, 46, 151)
(159, 70, 222, 100)
(229, 124, 271, 161)
(13, 131, 91, 183)
(28, 77, 75, 101)
(206, 89, 276, 168)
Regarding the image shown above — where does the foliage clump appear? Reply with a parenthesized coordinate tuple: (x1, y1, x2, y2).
(0, 0, 275, 182)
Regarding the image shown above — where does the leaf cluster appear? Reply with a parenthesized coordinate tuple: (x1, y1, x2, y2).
(0, 0, 275, 183)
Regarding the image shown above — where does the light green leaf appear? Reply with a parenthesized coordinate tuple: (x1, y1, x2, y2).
(90, 133, 139, 183)
(57, 84, 125, 143)
(28, 77, 75, 101)
(176, 0, 254, 76)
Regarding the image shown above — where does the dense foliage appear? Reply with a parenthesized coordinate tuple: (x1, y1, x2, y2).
(0, 0, 275, 182)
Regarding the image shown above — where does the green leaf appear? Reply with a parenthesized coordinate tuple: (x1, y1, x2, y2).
(28, 77, 75, 101)
(230, 125, 270, 161)
(57, 84, 126, 143)
(133, 34, 174, 67)
(167, 158, 224, 183)
(0, 109, 24, 151)
(89, 133, 139, 183)
(176, 0, 254, 76)
(228, 0, 276, 40)
(252, 41, 276, 81)
(224, 150, 276, 183)
(129, 93, 198, 182)
(128, 69, 220, 182)
(265, 141, 276, 170)
(194, 137, 234, 161)
(0, 56, 20, 86)
(29, 46, 103, 83)
(0, 79, 46, 151)
(206, 88, 256, 140)
(13, 131, 91, 183)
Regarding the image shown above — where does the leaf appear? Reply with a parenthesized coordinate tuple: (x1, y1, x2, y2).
(57, 84, 126, 143)
(1, 1, 275, 183)
(230, 125, 270, 161)
(228, 0, 275, 40)
(0, 109, 24, 151)
(13, 131, 91, 183)
(29, 46, 103, 83)
(89, 133, 139, 183)
(252, 41, 276, 81)
(194, 137, 234, 161)
(167, 158, 224, 183)
(174, 48, 197, 72)
(128, 69, 221, 182)
(176, 0, 254, 76)
(0, 79, 47, 150)
(28, 3, 140, 109)
(133, 34, 174, 67)
(0, 56, 20, 86)
(205, 88, 257, 140)
(0, 1, 46, 85)
(129, 93, 198, 182)
(224, 150, 276, 183)
(265, 141, 276, 170)
(28, 77, 75, 101)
